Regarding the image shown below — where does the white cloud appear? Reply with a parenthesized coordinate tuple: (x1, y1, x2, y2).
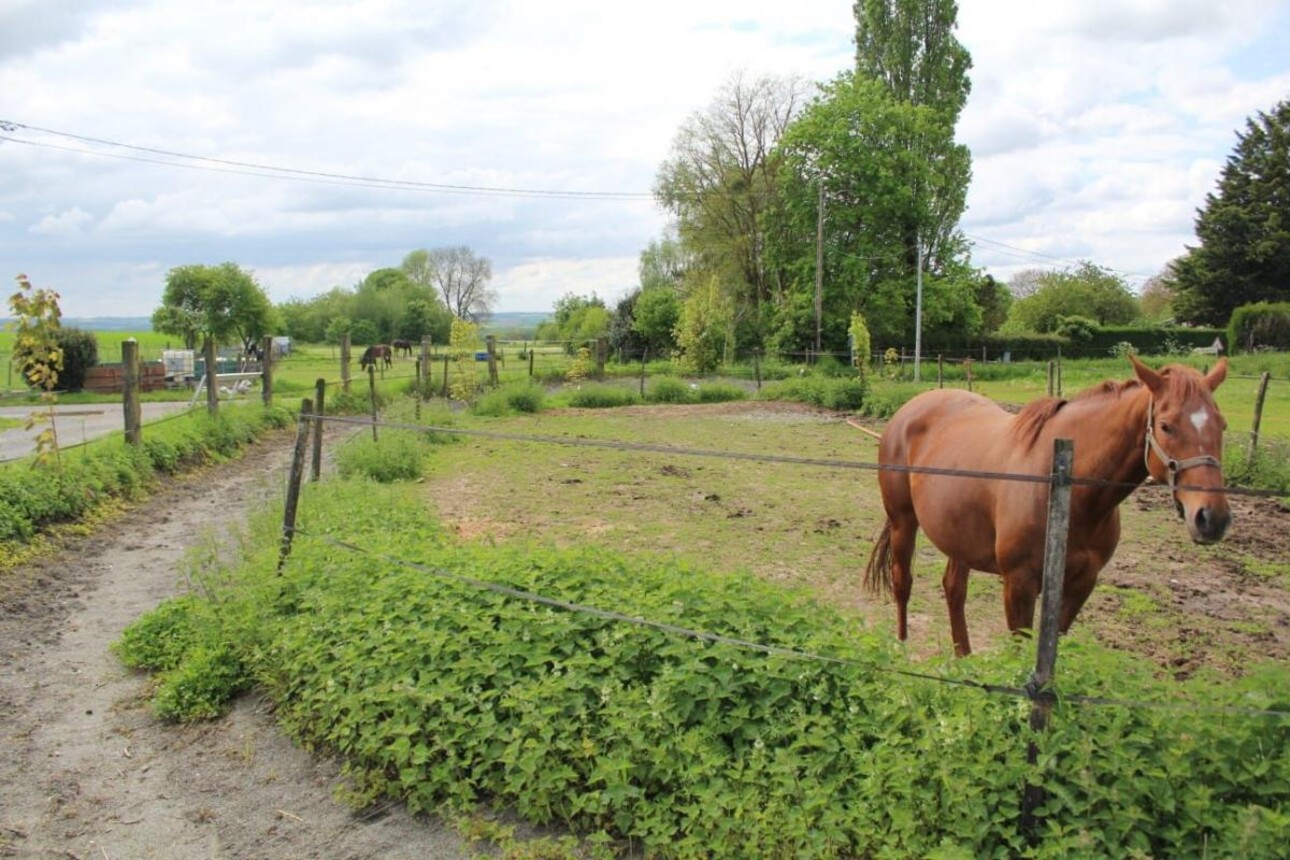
(0, 0, 1287, 317)
(29, 205, 94, 236)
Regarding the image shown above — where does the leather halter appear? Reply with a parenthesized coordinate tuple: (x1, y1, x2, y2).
(1143, 397, 1221, 504)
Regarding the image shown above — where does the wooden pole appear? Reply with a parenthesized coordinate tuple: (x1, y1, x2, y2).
(260, 335, 274, 408)
(486, 334, 499, 386)
(965, 358, 973, 393)
(754, 348, 762, 391)
(528, 348, 535, 379)
(420, 336, 432, 394)
(1047, 360, 1055, 397)
(937, 354, 943, 389)
(341, 333, 351, 394)
(122, 339, 142, 446)
(203, 337, 219, 417)
(1023, 437, 1075, 835)
(1249, 371, 1271, 460)
(640, 348, 648, 398)
(441, 354, 450, 398)
(311, 378, 325, 482)
(368, 364, 379, 442)
(278, 398, 312, 573)
(595, 337, 607, 380)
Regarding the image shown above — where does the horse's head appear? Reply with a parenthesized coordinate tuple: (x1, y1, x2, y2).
(1131, 355, 1230, 544)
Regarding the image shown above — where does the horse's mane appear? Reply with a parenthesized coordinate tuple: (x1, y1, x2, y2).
(1011, 378, 1143, 449)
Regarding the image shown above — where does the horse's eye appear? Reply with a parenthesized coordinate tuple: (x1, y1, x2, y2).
(1159, 421, 1173, 435)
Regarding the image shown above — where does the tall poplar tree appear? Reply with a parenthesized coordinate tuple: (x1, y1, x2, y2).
(852, 0, 972, 275)
(1170, 99, 1290, 326)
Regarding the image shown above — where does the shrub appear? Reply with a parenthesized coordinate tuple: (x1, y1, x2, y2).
(472, 382, 546, 417)
(53, 327, 99, 391)
(1229, 301, 1290, 353)
(115, 595, 204, 672)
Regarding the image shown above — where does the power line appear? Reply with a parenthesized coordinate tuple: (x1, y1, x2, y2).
(0, 120, 655, 201)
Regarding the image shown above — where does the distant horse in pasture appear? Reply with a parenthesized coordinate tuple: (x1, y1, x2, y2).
(391, 339, 413, 358)
(359, 344, 393, 372)
(864, 355, 1231, 656)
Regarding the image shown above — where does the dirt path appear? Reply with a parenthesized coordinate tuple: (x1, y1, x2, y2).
(0, 436, 470, 860)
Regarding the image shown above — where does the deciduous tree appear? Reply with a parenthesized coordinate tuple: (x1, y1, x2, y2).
(152, 263, 276, 354)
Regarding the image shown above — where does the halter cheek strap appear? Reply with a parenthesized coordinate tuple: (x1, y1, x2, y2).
(1143, 397, 1222, 500)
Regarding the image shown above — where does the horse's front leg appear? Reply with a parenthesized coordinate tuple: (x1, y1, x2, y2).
(942, 558, 972, 656)
(1001, 570, 1040, 637)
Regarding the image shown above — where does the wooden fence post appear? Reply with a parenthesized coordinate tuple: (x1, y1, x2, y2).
(1047, 361, 1055, 397)
(441, 354, 450, 398)
(639, 348, 648, 398)
(965, 358, 973, 393)
(122, 339, 142, 446)
(595, 337, 607, 380)
(420, 336, 432, 394)
(203, 337, 219, 417)
(261, 335, 274, 408)
(528, 349, 535, 379)
(1023, 437, 1075, 836)
(341, 333, 352, 394)
(311, 378, 325, 482)
(486, 335, 499, 386)
(368, 364, 379, 442)
(278, 398, 312, 573)
(937, 354, 943, 389)
(1249, 371, 1271, 461)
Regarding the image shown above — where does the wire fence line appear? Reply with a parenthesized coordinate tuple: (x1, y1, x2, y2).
(304, 411, 1289, 500)
(283, 522, 1290, 722)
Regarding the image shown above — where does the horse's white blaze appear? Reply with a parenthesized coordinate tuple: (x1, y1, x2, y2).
(1190, 408, 1210, 433)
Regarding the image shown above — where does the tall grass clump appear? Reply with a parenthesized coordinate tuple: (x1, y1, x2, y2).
(565, 384, 638, 409)
(758, 375, 868, 411)
(646, 377, 691, 404)
(119, 480, 1290, 859)
(694, 382, 747, 404)
(472, 381, 546, 416)
(335, 430, 430, 482)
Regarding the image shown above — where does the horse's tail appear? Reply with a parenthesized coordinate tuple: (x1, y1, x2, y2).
(864, 520, 894, 597)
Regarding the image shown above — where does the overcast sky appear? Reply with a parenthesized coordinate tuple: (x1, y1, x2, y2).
(2, 0, 1288, 320)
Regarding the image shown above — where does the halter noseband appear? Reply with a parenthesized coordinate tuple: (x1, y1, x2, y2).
(1143, 397, 1221, 501)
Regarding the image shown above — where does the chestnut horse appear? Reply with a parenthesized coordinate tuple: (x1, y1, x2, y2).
(864, 356, 1230, 656)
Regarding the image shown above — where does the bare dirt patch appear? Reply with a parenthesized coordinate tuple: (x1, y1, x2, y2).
(0, 436, 470, 860)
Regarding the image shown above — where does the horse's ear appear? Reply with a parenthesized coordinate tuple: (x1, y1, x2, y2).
(1204, 358, 1228, 392)
(1130, 354, 1165, 395)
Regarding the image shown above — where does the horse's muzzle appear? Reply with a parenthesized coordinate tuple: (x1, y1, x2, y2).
(1189, 503, 1230, 544)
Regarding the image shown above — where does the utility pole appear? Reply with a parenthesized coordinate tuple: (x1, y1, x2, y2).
(814, 182, 825, 355)
(914, 232, 924, 382)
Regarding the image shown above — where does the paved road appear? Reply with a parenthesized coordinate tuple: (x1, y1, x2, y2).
(0, 401, 198, 462)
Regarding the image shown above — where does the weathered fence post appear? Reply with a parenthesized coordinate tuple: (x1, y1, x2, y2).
(441, 354, 450, 398)
(420, 336, 432, 394)
(965, 358, 973, 393)
(937, 354, 943, 389)
(203, 337, 219, 417)
(1023, 437, 1075, 837)
(341, 333, 352, 394)
(1249, 371, 1271, 460)
(595, 337, 607, 380)
(261, 335, 274, 408)
(368, 364, 379, 442)
(1047, 360, 1055, 397)
(311, 378, 325, 482)
(754, 348, 762, 391)
(528, 348, 535, 378)
(122, 339, 142, 446)
(486, 335, 499, 387)
(278, 398, 312, 573)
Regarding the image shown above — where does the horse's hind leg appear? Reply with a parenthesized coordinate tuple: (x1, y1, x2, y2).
(888, 517, 918, 642)
(942, 558, 971, 656)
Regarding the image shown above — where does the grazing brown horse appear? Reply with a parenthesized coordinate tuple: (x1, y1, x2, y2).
(359, 344, 393, 371)
(391, 339, 413, 358)
(864, 356, 1230, 656)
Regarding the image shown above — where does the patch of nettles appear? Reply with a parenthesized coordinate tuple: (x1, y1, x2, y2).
(118, 479, 1289, 859)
